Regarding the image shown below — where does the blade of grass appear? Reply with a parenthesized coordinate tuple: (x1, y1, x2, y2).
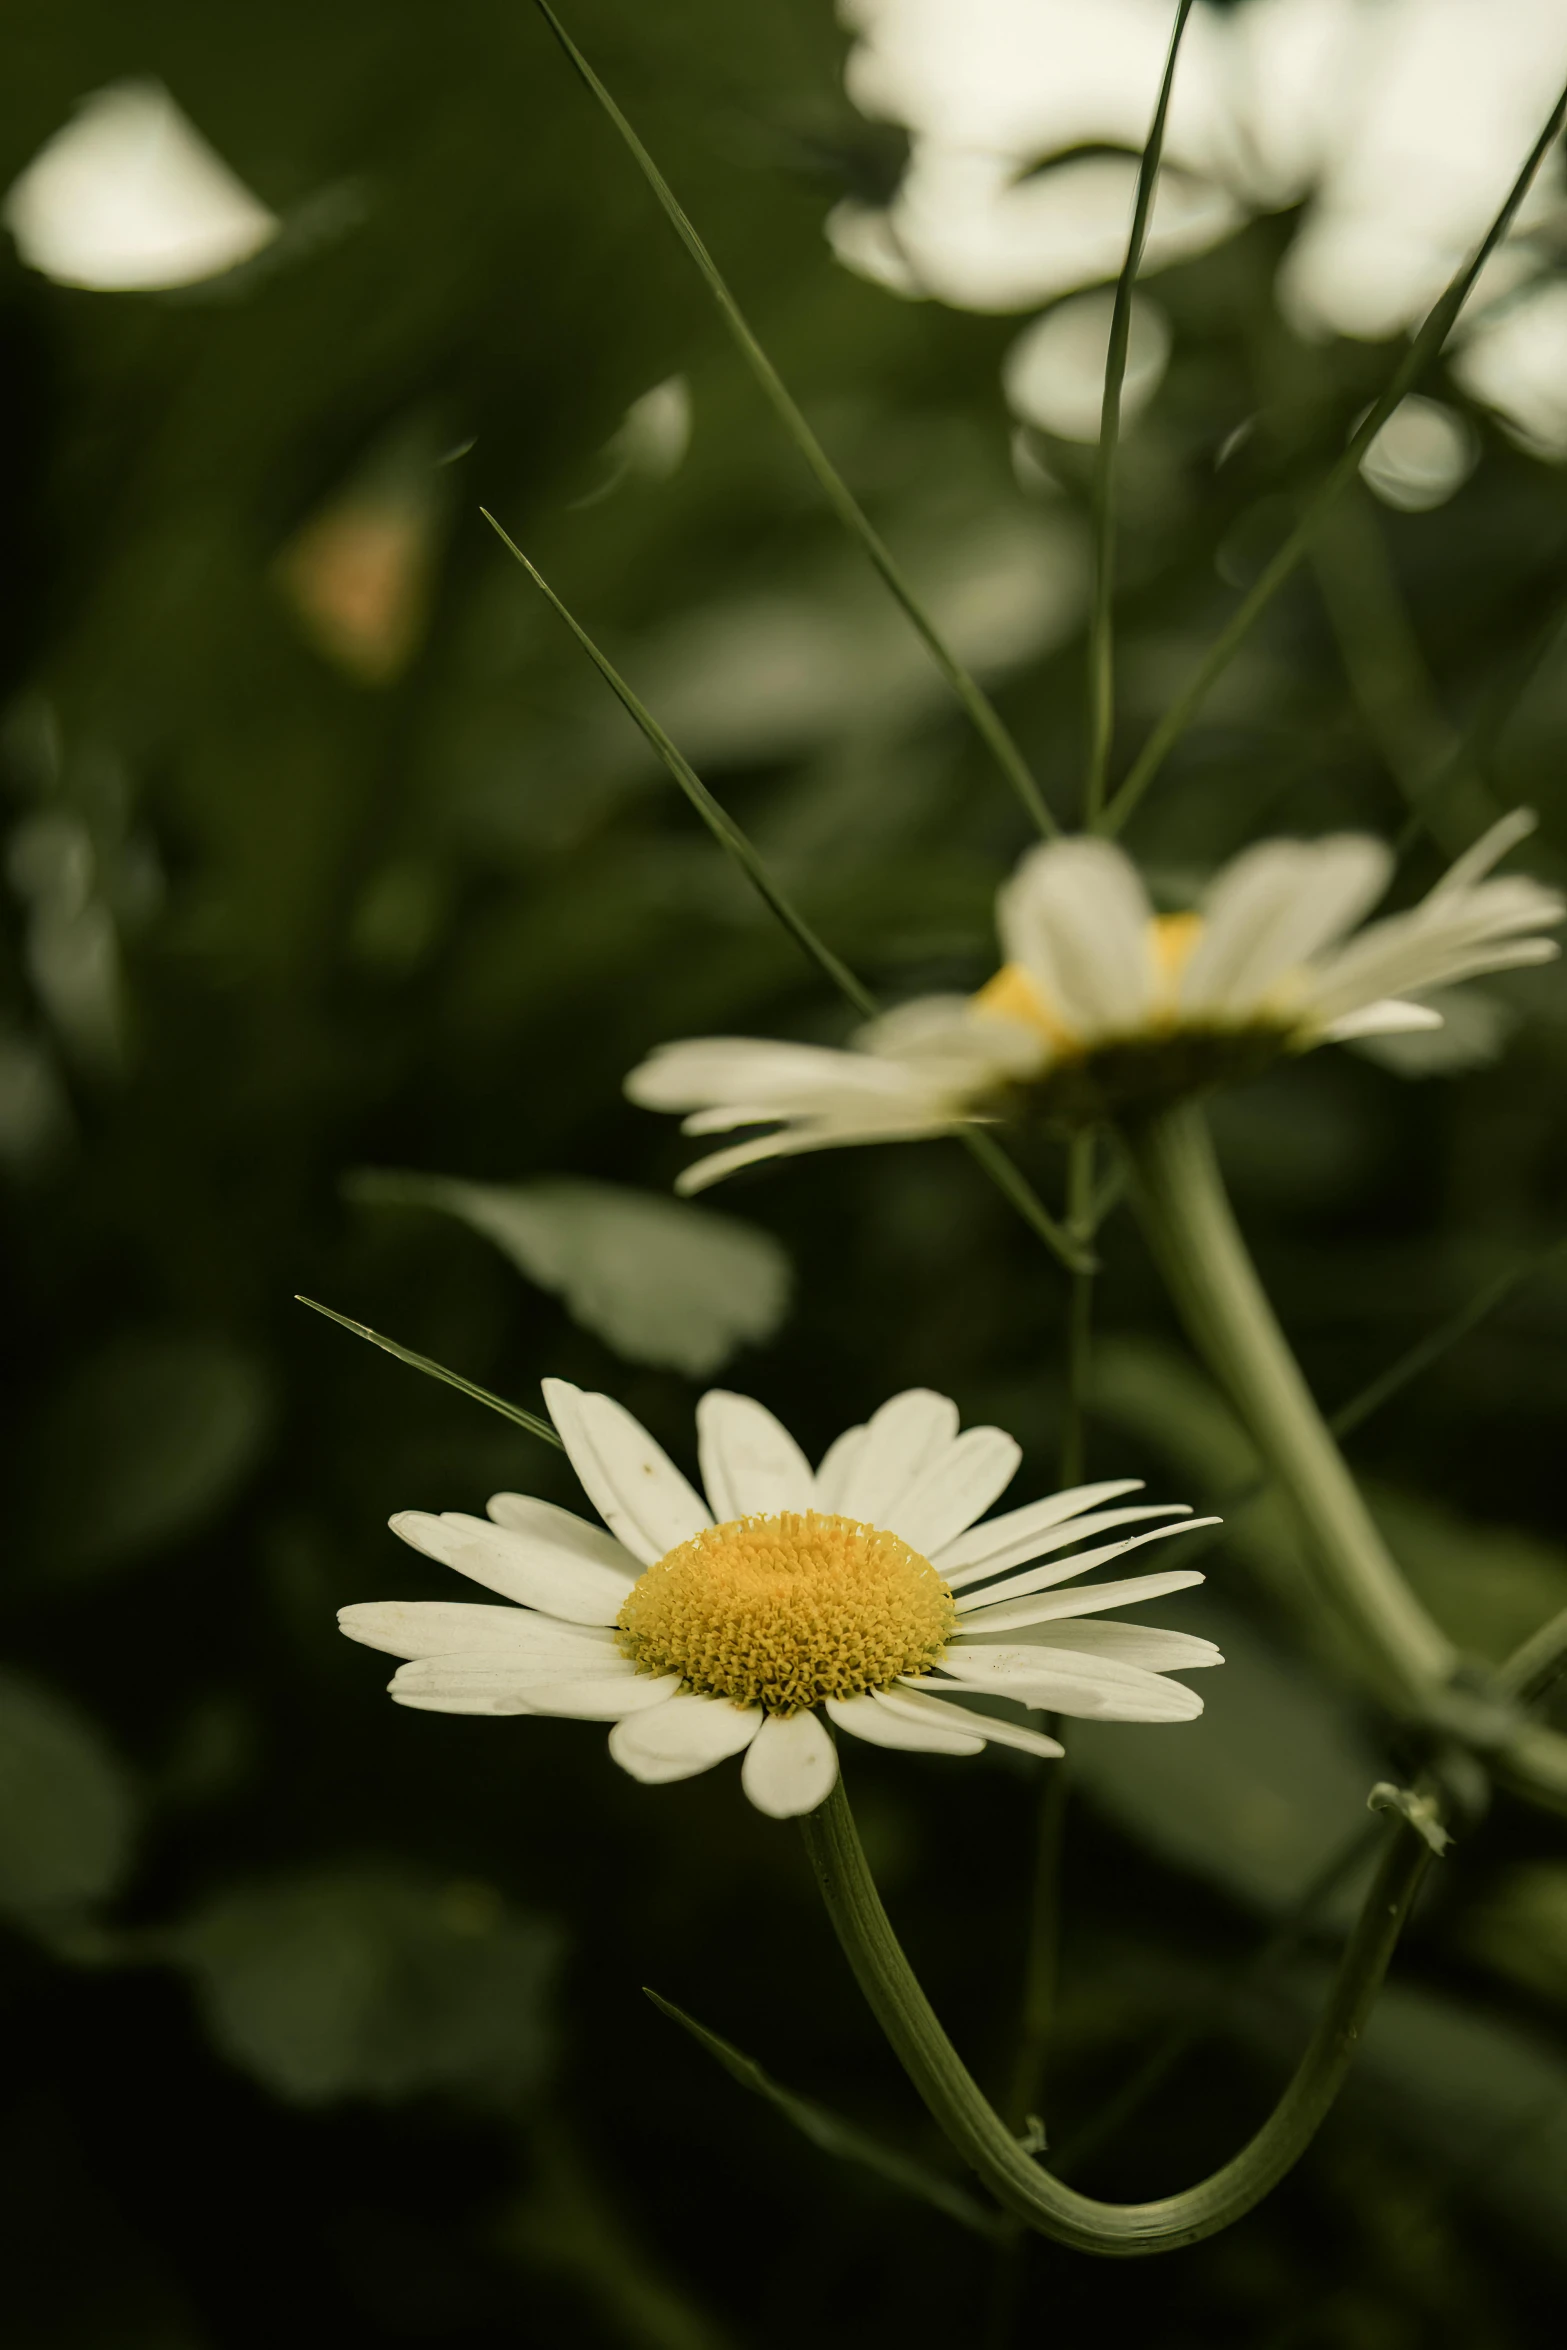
(1085, 0, 1195, 828)
(484, 519, 1092, 1275)
(295, 1296, 563, 1447)
(645, 1990, 1005, 2237)
(529, 0, 1058, 840)
(1102, 76, 1567, 835)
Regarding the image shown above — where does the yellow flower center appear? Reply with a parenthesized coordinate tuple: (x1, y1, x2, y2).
(616, 1510, 956, 1715)
(972, 912, 1206, 1050)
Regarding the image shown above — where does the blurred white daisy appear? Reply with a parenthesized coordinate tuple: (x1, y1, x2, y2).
(340, 1383, 1219, 1819)
(627, 812, 1562, 1187)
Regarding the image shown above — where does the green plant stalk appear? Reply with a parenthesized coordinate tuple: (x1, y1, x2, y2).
(295, 1296, 563, 1447)
(1101, 73, 1567, 836)
(531, 0, 1058, 838)
(799, 1775, 1431, 2255)
(484, 519, 1092, 1276)
(1120, 1106, 1455, 1711)
(1085, 0, 1195, 824)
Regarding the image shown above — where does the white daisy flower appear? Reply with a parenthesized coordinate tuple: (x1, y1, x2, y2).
(339, 1382, 1220, 1819)
(626, 811, 1562, 1189)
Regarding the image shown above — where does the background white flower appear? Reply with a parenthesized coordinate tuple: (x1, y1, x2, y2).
(626, 814, 1562, 1186)
(340, 1384, 1219, 1819)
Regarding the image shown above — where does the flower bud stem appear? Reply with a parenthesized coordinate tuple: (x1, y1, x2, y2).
(800, 1774, 1431, 2255)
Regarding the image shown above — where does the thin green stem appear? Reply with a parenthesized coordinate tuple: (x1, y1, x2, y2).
(1310, 494, 1488, 859)
(1085, 0, 1195, 825)
(1101, 74, 1567, 836)
(1328, 1243, 1563, 1443)
(1122, 1105, 1455, 1710)
(799, 1774, 1432, 2256)
(1120, 1109, 1567, 1814)
(1057, 1132, 1100, 1488)
(1002, 1763, 1070, 2142)
(1053, 1814, 1383, 2176)
(484, 519, 1091, 1275)
(1495, 1604, 1567, 1706)
(530, 0, 1057, 838)
(294, 1296, 563, 1448)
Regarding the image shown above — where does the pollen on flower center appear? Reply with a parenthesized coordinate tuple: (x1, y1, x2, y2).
(616, 1510, 956, 1714)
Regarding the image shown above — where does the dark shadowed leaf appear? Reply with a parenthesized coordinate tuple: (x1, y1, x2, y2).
(0, 1672, 137, 1920)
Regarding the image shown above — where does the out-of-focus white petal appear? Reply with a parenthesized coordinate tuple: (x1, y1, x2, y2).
(4, 81, 279, 292)
(608, 1692, 763, 1782)
(697, 1390, 816, 1521)
(741, 1710, 840, 1817)
(1319, 998, 1443, 1042)
(1003, 289, 1170, 443)
(998, 838, 1157, 1037)
(1181, 836, 1393, 1018)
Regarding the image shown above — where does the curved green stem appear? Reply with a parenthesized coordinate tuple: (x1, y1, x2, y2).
(1121, 1104, 1456, 1711)
(800, 1775, 1431, 2257)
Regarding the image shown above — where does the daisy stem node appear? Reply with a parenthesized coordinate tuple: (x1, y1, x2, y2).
(800, 1774, 1433, 2256)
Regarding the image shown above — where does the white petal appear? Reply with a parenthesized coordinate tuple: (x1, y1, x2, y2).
(830, 1389, 961, 1527)
(874, 1686, 1063, 1762)
(923, 1644, 1206, 1721)
(390, 1687, 537, 1717)
(955, 1519, 1218, 1612)
(956, 1618, 1223, 1671)
(814, 1424, 869, 1510)
(390, 1648, 637, 1693)
(338, 1600, 618, 1661)
(945, 1503, 1194, 1591)
(934, 1481, 1145, 1579)
(740, 1710, 840, 1817)
(515, 1673, 683, 1720)
(885, 1426, 1022, 1556)
(1181, 836, 1392, 1018)
(696, 1390, 816, 1521)
(675, 1114, 959, 1196)
(826, 1691, 983, 1755)
(1320, 998, 1444, 1041)
(1425, 808, 1537, 899)
(964, 1566, 1207, 1633)
(389, 1507, 636, 1624)
(542, 1380, 710, 1566)
(626, 1035, 939, 1114)
(996, 838, 1157, 1038)
(608, 1691, 763, 1783)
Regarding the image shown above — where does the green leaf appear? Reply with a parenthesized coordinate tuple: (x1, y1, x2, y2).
(166, 1866, 561, 2107)
(646, 1990, 1003, 2236)
(1069, 1604, 1388, 1917)
(26, 1330, 271, 1581)
(0, 1672, 137, 1920)
(349, 1171, 792, 1378)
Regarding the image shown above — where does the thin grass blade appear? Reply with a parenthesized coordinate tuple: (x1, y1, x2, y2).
(528, 0, 1057, 838)
(1085, 0, 1195, 827)
(1103, 75, 1567, 834)
(295, 1295, 563, 1447)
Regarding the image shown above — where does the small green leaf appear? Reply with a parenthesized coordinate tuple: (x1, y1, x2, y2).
(646, 1989, 1004, 2235)
(0, 1672, 137, 1920)
(166, 1866, 561, 2107)
(26, 1330, 271, 1580)
(349, 1171, 792, 1378)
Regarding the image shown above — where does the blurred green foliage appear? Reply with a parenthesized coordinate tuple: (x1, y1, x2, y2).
(3, 3, 1567, 2345)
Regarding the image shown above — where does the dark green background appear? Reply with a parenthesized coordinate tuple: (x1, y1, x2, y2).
(3, 4, 1566, 2344)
